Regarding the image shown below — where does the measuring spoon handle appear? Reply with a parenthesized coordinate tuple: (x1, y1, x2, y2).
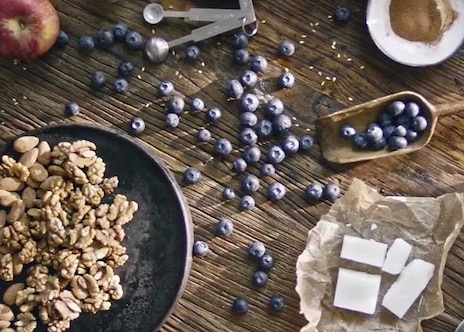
(435, 101, 464, 116)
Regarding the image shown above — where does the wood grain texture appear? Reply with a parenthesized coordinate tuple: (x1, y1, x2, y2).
(1, 0, 464, 331)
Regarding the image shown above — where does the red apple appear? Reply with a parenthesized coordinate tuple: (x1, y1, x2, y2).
(0, 0, 60, 60)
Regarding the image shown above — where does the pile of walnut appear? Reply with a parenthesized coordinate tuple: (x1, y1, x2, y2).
(0, 136, 138, 332)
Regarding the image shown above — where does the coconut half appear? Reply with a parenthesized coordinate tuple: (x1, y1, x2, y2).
(366, 0, 464, 67)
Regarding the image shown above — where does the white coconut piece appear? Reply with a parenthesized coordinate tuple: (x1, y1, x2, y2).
(333, 268, 382, 315)
(366, 0, 464, 67)
(340, 235, 388, 267)
(382, 238, 412, 275)
(382, 259, 435, 319)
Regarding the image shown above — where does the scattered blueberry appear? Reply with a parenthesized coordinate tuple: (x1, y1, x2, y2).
(185, 45, 200, 61)
(241, 174, 260, 194)
(258, 253, 274, 272)
(165, 113, 180, 128)
(167, 96, 185, 114)
(240, 195, 255, 210)
(55, 30, 69, 47)
(233, 49, 250, 65)
(267, 145, 286, 164)
(352, 133, 368, 149)
(190, 97, 205, 112)
(393, 125, 407, 137)
(299, 135, 314, 151)
(277, 71, 295, 89)
(157, 81, 174, 97)
(386, 100, 405, 117)
(277, 40, 295, 57)
(193, 240, 209, 257)
(240, 93, 260, 113)
(260, 163, 275, 177)
(240, 128, 258, 146)
(272, 114, 292, 134)
(90, 71, 106, 90)
(113, 23, 128, 41)
(404, 101, 421, 118)
(125, 30, 144, 50)
(226, 80, 244, 99)
(410, 116, 428, 132)
(222, 187, 236, 201)
(78, 36, 95, 52)
(281, 135, 300, 155)
(405, 129, 418, 142)
(333, 6, 351, 24)
(197, 128, 212, 142)
(339, 124, 356, 140)
(129, 117, 145, 135)
(323, 182, 341, 201)
(388, 136, 408, 150)
(248, 241, 266, 260)
(96, 28, 115, 49)
(118, 60, 134, 77)
(232, 158, 248, 173)
(242, 146, 261, 164)
(256, 119, 273, 138)
(183, 167, 202, 185)
(268, 182, 286, 202)
(214, 138, 233, 157)
(205, 107, 222, 123)
(240, 112, 258, 127)
(249, 55, 268, 73)
(370, 137, 387, 150)
(113, 78, 129, 93)
(232, 298, 249, 315)
(305, 183, 323, 202)
(239, 70, 258, 88)
(268, 295, 285, 312)
(265, 98, 284, 118)
(215, 218, 234, 237)
(383, 125, 396, 139)
(377, 112, 393, 128)
(251, 271, 268, 288)
(64, 102, 80, 116)
(365, 125, 383, 144)
(395, 115, 411, 128)
(232, 32, 249, 49)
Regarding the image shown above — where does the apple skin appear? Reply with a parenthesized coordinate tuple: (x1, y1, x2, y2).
(0, 0, 60, 60)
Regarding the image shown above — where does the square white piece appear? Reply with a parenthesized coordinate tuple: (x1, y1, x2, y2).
(340, 235, 388, 267)
(333, 268, 382, 315)
(382, 238, 412, 275)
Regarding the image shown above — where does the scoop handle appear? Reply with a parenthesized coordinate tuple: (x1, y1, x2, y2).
(435, 101, 464, 116)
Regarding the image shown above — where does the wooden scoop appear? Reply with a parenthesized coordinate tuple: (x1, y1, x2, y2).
(316, 91, 464, 164)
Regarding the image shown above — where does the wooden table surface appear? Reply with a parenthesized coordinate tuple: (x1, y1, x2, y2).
(1, 0, 464, 331)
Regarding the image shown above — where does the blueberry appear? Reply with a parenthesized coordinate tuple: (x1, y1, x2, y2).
(248, 241, 266, 260)
(333, 6, 351, 24)
(226, 80, 244, 99)
(240, 112, 258, 127)
(377, 112, 392, 128)
(222, 187, 236, 201)
(113, 23, 128, 41)
(90, 71, 106, 90)
(185, 45, 200, 61)
(240, 93, 260, 112)
(260, 163, 275, 177)
(113, 78, 129, 93)
(277, 71, 295, 89)
(281, 135, 299, 155)
(55, 30, 69, 47)
(242, 146, 261, 164)
(258, 253, 274, 272)
(233, 49, 250, 65)
(366, 122, 380, 131)
(193, 240, 209, 257)
(241, 173, 260, 194)
(239, 70, 258, 88)
(190, 97, 205, 112)
(232, 158, 248, 173)
(265, 98, 284, 118)
(410, 116, 428, 132)
(256, 119, 273, 138)
(382, 125, 396, 139)
(388, 136, 408, 150)
(323, 182, 341, 201)
(268, 182, 286, 202)
(404, 101, 421, 118)
(214, 138, 233, 157)
(240, 128, 258, 146)
(277, 40, 295, 57)
(268, 295, 285, 312)
(250, 55, 268, 73)
(272, 114, 292, 134)
(96, 28, 114, 49)
(118, 60, 134, 77)
(393, 125, 407, 137)
(167, 96, 185, 114)
(240, 195, 255, 210)
(78, 36, 95, 52)
(339, 124, 356, 140)
(215, 218, 234, 237)
(157, 81, 174, 97)
(232, 298, 249, 315)
(64, 102, 80, 116)
(125, 30, 144, 50)
(251, 271, 268, 288)
(183, 167, 202, 185)
(370, 137, 387, 150)
(395, 115, 411, 128)
(232, 32, 248, 49)
(205, 107, 222, 123)
(197, 128, 211, 142)
(299, 135, 314, 151)
(405, 129, 418, 142)
(386, 100, 405, 117)
(306, 183, 323, 202)
(352, 133, 368, 149)
(366, 126, 383, 143)
(129, 117, 145, 135)
(165, 113, 180, 128)
(267, 145, 286, 164)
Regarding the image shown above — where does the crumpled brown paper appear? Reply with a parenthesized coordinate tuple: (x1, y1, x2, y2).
(295, 178, 464, 332)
